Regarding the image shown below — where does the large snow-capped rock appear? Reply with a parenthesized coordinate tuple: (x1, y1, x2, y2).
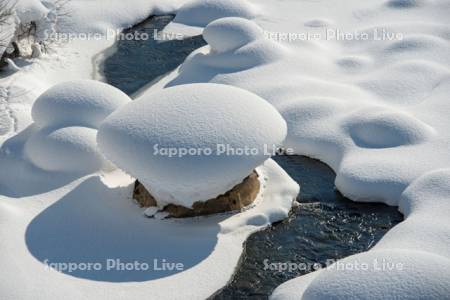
(32, 80, 131, 129)
(97, 83, 287, 208)
(25, 80, 130, 173)
(174, 0, 257, 28)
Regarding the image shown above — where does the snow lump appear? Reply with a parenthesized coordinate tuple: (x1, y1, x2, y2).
(202, 17, 265, 53)
(25, 80, 131, 173)
(97, 83, 287, 208)
(32, 80, 131, 129)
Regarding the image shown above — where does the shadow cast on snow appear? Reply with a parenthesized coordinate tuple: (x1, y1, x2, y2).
(25, 176, 221, 282)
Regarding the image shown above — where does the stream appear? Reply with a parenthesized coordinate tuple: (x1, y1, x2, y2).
(98, 15, 403, 300)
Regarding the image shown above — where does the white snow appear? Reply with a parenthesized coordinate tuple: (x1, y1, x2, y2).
(167, 20, 285, 85)
(21, 80, 130, 173)
(97, 83, 287, 207)
(203, 17, 265, 52)
(31, 80, 131, 129)
(24, 126, 108, 173)
(272, 249, 450, 300)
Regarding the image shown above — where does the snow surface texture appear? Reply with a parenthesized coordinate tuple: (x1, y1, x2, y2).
(0, 159, 299, 299)
(98, 83, 287, 207)
(159, 1, 450, 298)
(24, 80, 130, 173)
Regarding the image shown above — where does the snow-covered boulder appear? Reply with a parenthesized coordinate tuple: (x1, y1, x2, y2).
(173, 0, 258, 28)
(32, 80, 131, 129)
(97, 83, 287, 208)
(24, 80, 129, 173)
(24, 126, 108, 173)
(203, 17, 265, 52)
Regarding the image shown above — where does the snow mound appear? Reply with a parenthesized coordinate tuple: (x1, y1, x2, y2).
(32, 80, 131, 129)
(24, 126, 108, 173)
(97, 83, 287, 207)
(23, 80, 127, 173)
(399, 168, 450, 218)
(15, 0, 49, 24)
(167, 19, 285, 85)
(298, 250, 450, 300)
(173, 0, 258, 28)
(203, 17, 264, 52)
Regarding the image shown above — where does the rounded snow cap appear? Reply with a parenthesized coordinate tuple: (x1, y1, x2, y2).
(97, 83, 287, 208)
(32, 80, 131, 129)
(174, 0, 258, 27)
(203, 17, 265, 52)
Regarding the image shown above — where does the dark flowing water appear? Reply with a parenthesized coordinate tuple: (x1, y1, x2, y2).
(99, 15, 205, 95)
(99, 16, 403, 300)
(212, 155, 403, 299)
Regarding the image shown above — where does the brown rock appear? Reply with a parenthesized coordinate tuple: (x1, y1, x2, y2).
(133, 180, 157, 207)
(133, 171, 260, 218)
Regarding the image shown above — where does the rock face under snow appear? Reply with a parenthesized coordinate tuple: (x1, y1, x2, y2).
(173, 0, 258, 28)
(32, 80, 131, 129)
(97, 83, 287, 208)
(134, 171, 261, 218)
(25, 80, 130, 173)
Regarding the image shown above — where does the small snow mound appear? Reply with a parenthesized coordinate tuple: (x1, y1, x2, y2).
(173, 0, 258, 27)
(97, 83, 287, 208)
(203, 17, 264, 52)
(399, 168, 450, 218)
(344, 108, 435, 148)
(301, 250, 450, 300)
(32, 80, 131, 129)
(386, 0, 425, 9)
(24, 126, 107, 173)
(201, 38, 286, 69)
